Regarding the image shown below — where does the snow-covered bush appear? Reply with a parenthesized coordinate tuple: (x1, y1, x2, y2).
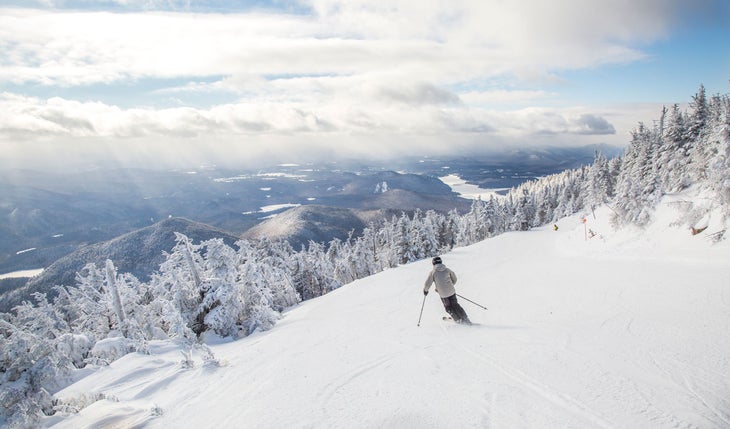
(56, 334, 93, 369)
(89, 337, 136, 365)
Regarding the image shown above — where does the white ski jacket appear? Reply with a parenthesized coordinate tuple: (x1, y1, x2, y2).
(424, 263, 457, 298)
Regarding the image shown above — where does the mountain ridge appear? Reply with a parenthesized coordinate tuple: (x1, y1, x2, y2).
(241, 205, 383, 248)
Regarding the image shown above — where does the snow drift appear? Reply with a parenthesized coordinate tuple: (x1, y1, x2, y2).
(43, 191, 730, 429)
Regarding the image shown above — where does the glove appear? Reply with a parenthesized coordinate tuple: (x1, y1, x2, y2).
(423, 290, 428, 296)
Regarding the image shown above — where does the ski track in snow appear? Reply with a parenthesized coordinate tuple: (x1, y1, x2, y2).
(45, 199, 730, 429)
(650, 353, 730, 428)
(319, 352, 401, 423)
(438, 309, 615, 428)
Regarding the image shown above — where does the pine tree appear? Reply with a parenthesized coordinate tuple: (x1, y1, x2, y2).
(69, 264, 117, 340)
(585, 151, 612, 209)
(391, 213, 412, 263)
(661, 104, 690, 191)
(0, 294, 79, 427)
(195, 239, 243, 337)
(687, 84, 708, 141)
(152, 233, 207, 336)
(236, 243, 280, 336)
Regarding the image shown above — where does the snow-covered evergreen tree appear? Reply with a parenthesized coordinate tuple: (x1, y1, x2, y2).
(151, 233, 207, 336)
(584, 151, 613, 210)
(196, 239, 243, 337)
(0, 293, 88, 427)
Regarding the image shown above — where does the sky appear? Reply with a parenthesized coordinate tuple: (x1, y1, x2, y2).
(0, 0, 728, 168)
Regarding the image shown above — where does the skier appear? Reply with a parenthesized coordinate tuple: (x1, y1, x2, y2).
(423, 256, 471, 325)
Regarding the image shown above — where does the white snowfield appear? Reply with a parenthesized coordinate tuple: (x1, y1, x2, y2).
(48, 196, 730, 429)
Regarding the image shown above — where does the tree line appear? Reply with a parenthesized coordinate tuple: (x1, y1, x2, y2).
(1, 85, 728, 427)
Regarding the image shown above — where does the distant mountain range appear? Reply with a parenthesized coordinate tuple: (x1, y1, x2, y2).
(0, 145, 621, 310)
(0, 165, 472, 274)
(0, 170, 470, 310)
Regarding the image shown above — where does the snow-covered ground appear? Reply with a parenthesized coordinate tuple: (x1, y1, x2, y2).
(46, 195, 730, 428)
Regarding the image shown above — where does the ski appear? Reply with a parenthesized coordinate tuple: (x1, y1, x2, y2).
(442, 316, 474, 325)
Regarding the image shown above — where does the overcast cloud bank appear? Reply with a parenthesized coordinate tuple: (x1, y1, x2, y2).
(0, 0, 725, 166)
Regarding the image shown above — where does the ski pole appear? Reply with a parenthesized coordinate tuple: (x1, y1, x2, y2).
(417, 294, 427, 326)
(456, 294, 488, 310)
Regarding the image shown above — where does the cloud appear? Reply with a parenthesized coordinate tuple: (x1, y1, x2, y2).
(460, 90, 552, 107)
(0, 1, 681, 88)
(379, 83, 462, 106)
(0, 92, 619, 143)
(571, 114, 616, 135)
(0, 0, 689, 165)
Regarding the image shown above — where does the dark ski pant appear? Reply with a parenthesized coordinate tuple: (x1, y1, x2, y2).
(441, 294, 469, 322)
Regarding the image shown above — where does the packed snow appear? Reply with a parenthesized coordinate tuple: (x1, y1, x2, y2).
(43, 192, 730, 429)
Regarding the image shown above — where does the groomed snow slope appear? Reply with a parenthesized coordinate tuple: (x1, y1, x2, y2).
(48, 195, 730, 429)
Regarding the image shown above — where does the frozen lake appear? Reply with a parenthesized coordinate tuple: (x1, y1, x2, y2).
(439, 174, 507, 200)
(0, 268, 43, 280)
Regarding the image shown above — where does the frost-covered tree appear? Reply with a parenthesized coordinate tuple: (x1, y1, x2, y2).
(416, 210, 441, 259)
(703, 105, 730, 212)
(659, 104, 691, 191)
(291, 241, 334, 300)
(375, 216, 401, 268)
(105, 260, 127, 337)
(393, 213, 412, 264)
(438, 210, 460, 251)
(510, 189, 535, 231)
(236, 241, 280, 335)
(613, 124, 657, 226)
(67, 263, 118, 340)
(457, 199, 486, 245)
(195, 239, 243, 337)
(353, 227, 379, 276)
(687, 84, 708, 141)
(0, 293, 89, 427)
(252, 240, 300, 312)
(151, 233, 207, 336)
(584, 151, 613, 209)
